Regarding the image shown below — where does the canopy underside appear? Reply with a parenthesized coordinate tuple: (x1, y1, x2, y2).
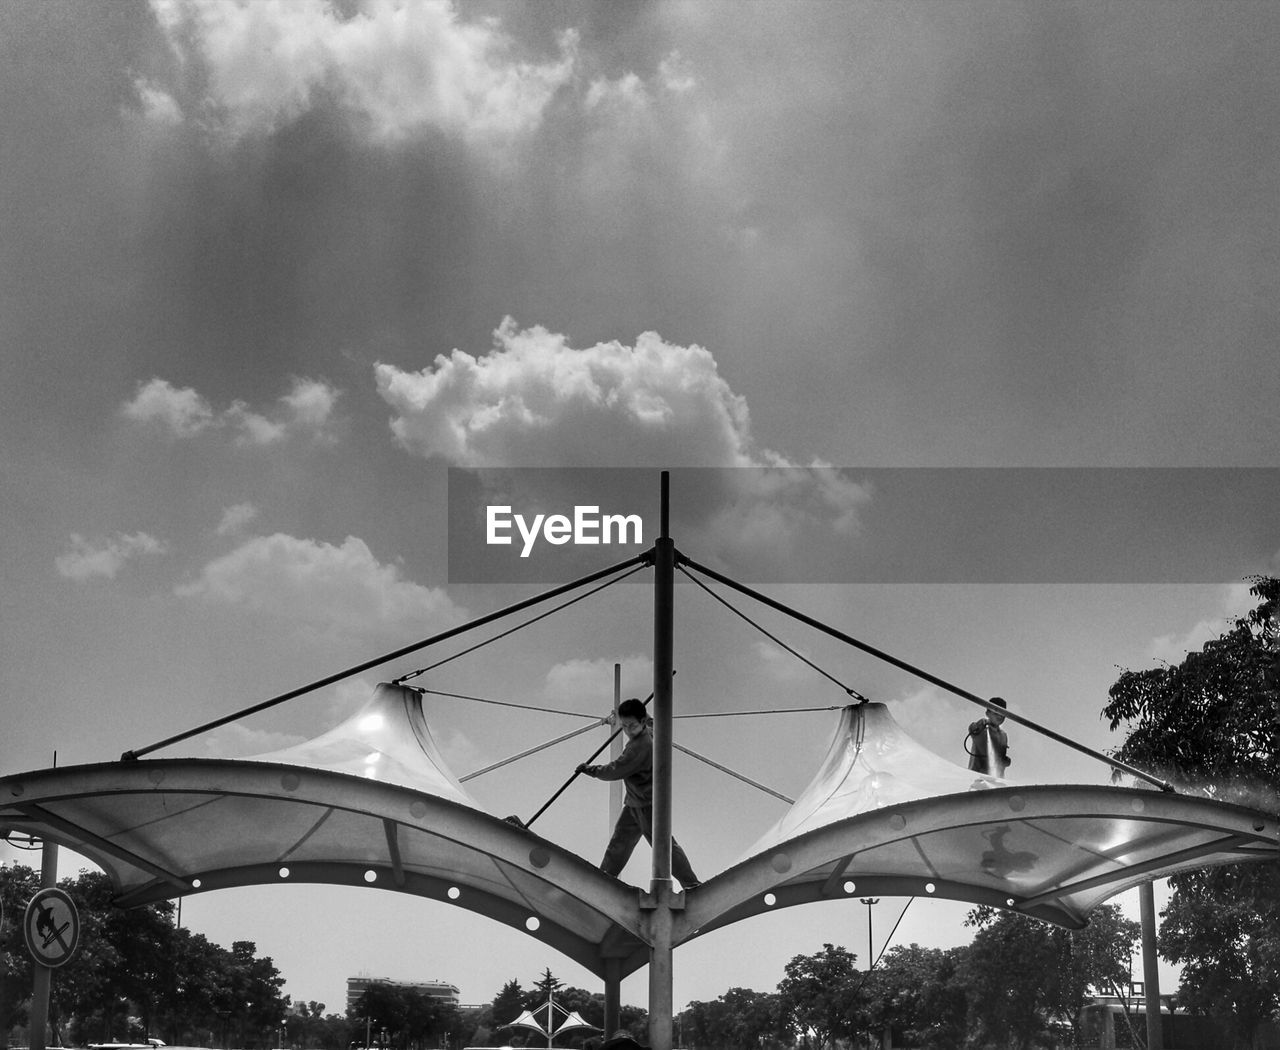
(2, 688, 1275, 978)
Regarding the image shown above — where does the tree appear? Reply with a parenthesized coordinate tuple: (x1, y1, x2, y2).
(1, 864, 293, 1048)
(776, 944, 863, 1050)
(1103, 575, 1280, 1048)
(961, 910, 1058, 1050)
(676, 988, 782, 1050)
(961, 904, 1141, 1050)
(1042, 905, 1140, 1048)
(862, 944, 967, 1050)
(490, 979, 525, 1033)
(0, 862, 39, 1047)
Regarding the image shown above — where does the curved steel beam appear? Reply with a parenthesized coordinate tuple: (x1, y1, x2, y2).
(4, 768, 1276, 982)
(0, 759, 648, 977)
(674, 784, 1279, 943)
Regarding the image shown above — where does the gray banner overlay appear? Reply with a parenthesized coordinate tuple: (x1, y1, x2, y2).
(447, 467, 1280, 584)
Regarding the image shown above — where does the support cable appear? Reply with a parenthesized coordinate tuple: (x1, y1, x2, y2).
(678, 553, 1175, 794)
(461, 720, 606, 783)
(121, 551, 650, 761)
(854, 898, 915, 993)
(422, 689, 601, 721)
(396, 562, 648, 684)
(672, 741, 795, 804)
(675, 705, 846, 719)
(677, 563, 868, 703)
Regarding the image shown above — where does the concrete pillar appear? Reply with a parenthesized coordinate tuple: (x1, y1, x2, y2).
(603, 958, 622, 1037)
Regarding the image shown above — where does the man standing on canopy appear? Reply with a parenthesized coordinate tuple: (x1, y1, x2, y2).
(576, 697, 701, 891)
(967, 696, 1011, 777)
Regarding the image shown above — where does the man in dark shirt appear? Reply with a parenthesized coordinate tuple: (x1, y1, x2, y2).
(577, 697, 701, 890)
(967, 696, 1011, 777)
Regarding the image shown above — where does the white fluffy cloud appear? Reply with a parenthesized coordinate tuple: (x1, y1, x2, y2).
(122, 377, 339, 445)
(56, 532, 168, 581)
(375, 319, 870, 566)
(176, 532, 464, 637)
(121, 378, 214, 437)
(376, 317, 765, 469)
(148, 0, 576, 143)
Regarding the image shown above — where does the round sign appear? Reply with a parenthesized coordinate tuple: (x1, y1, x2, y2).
(24, 888, 80, 968)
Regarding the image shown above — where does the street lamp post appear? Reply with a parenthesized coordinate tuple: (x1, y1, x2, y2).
(860, 897, 881, 1050)
(859, 898, 880, 971)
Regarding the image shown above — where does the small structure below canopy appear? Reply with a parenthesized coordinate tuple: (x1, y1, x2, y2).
(503, 994, 599, 1049)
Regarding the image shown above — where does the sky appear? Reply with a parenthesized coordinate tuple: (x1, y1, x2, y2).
(2, 0, 1280, 1020)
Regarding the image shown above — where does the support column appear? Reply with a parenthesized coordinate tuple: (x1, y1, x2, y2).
(649, 472, 675, 1050)
(604, 958, 622, 1038)
(29, 840, 58, 1050)
(1140, 880, 1163, 1050)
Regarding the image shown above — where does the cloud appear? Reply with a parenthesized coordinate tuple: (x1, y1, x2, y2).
(121, 378, 215, 437)
(130, 75, 184, 125)
(176, 532, 464, 638)
(752, 640, 813, 684)
(1147, 580, 1262, 664)
(198, 722, 307, 759)
(123, 376, 339, 445)
(147, 0, 576, 144)
(56, 532, 167, 582)
(888, 685, 974, 761)
(376, 319, 870, 571)
(544, 654, 653, 707)
(376, 317, 772, 469)
(215, 502, 259, 536)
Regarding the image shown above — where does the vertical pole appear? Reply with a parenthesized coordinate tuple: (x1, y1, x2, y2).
(1139, 881, 1163, 1050)
(611, 663, 623, 833)
(29, 840, 58, 1050)
(867, 903, 873, 971)
(649, 471, 675, 1050)
(604, 666, 624, 1044)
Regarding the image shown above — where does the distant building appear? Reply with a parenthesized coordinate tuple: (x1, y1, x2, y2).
(347, 975, 461, 1013)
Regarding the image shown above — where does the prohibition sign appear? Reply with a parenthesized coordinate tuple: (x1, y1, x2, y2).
(24, 888, 80, 968)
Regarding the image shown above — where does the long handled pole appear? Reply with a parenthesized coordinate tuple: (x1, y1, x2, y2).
(522, 679, 669, 829)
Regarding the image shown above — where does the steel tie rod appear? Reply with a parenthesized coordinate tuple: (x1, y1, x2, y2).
(677, 552, 1174, 793)
(121, 551, 650, 761)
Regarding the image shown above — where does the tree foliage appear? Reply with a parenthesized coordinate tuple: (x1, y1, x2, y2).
(962, 904, 1139, 1050)
(1103, 575, 1280, 1046)
(1, 864, 290, 1048)
(676, 987, 784, 1050)
(862, 944, 968, 1050)
(491, 978, 525, 1028)
(349, 982, 463, 1050)
(776, 943, 864, 1050)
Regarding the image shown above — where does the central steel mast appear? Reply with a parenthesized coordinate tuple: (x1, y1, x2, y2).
(648, 471, 676, 1050)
